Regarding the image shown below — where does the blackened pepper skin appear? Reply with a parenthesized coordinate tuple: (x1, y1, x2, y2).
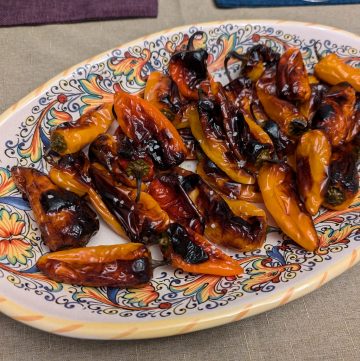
(11, 166, 99, 251)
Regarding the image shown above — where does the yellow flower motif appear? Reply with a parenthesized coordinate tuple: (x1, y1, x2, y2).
(124, 284, 159, 307)
(0, 209, 33, 265)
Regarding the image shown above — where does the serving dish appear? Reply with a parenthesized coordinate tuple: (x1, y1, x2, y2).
(0, 20, 359, 339)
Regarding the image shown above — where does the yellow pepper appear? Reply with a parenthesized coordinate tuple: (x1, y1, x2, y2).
(314, 53, 360, 92)
(296, 130, 332, 215)
(258, 162, 319, 252)
(50, 103, 114, 155)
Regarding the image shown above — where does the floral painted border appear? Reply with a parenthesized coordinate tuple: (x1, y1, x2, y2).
(0, 22, 359, 322)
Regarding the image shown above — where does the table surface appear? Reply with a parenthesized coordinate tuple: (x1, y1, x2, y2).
(0, 0, 359, 360)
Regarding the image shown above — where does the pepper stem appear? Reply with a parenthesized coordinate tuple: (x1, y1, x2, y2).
(224, 51, 247, 82)
(126, 159, 150, 203)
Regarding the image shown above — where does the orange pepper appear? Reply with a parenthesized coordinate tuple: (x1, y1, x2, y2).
(314, 53, 360, 92)
(144, 71, 175, 120)
(258, 162, 319, 252)
(12, 166, 99, 252)
(162, 223, 243, 277)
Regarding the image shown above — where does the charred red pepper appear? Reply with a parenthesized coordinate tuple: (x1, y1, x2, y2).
(37, 243, 152, 287)
(90, 163, 170, 244)
(148, 174, 205, 234)
(169, 48, 208, 100)
(312, 82, 357, 146)
(163, 168, 267, 252)
(89, 132, 154, 198)
(114, 90, 187, 169)
(12, 166, 99, 251)
(161, 223, 243, 276)
(276, 48, 311, 102)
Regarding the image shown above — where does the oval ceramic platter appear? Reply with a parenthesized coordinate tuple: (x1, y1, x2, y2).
(0, 20, 359, 340)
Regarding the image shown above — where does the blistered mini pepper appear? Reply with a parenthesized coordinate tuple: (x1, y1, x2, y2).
(114, 90, 187, 169)
(276, 48, 311, 103)
(256, 69, 308, 137)
(12, 166, 99, 251)
(90, 163, 170, 244)
(161, 223, 243, 277)
(50, 103, 114, 155)
(312, 82, 357, 146)
(189, 99, 255, 184)
(296, 130, 332, 215)
(323, 143, 359, 211)
(37, 244, 152, 287)
(314, 53, 360, 92)
(196, 155, 263, 203)
(258, 162, 319, 252)
(49, 152, 126, 237)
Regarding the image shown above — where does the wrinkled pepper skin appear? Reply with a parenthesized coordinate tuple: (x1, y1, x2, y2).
(37, 244, 152, 287)
(277, 48, 311, 102)
(299, 83, 329, 122)
(148, 174, 205, 234)
(196, 156, 263, 202)
(50, 103, 114, 155)
(258, 162, 319, 251)
(323, 143, 359, 210)
(171, 168, 267, 252)
(225, 44, 279, 82)
(256, 70, 308, 137)
(296, 130, 332, 215)
(89, 132, 154, 190)
(210, 80, 272, 165)
(144, 71, 175, 120)
(12, 166, 99, 251)
(177, 128, 198, 160)
(172, 104, 196, 130)
(262, 120, 296, 160)
(90, 164, 170, 244)
(49, 152, 125, 237)
(189, 99, 255, 184)
(114, 90, 187, 169)
(312, 82, 357, 146)
(314, 53, 360, 92)
(162, 223, 243, 276)
(169, 49, 208, 100)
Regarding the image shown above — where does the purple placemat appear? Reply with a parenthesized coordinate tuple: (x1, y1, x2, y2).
(0, 0, 158, 27)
